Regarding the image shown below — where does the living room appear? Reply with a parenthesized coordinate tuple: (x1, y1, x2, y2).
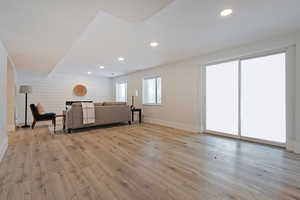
(1, 1, 300, 199)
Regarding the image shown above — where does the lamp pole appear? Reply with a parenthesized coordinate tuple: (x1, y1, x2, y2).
(22, 92, 30, 128)
(19, 85, 32, 128)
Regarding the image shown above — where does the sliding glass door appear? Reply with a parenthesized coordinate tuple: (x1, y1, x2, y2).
(205, 52, 286, 145)
(206, 61, 239, 135)
(241, 53, 286, 143)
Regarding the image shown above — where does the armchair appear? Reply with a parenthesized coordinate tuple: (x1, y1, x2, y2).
(30, 104, 57, 132)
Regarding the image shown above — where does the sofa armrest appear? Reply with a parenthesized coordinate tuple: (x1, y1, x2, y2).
(65, 109, 73, 129)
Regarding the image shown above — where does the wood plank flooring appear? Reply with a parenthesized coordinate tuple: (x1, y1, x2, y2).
(1, 123, 300, 200)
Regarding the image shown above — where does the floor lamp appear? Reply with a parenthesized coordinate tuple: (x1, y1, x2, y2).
(19, 85, 32, 128)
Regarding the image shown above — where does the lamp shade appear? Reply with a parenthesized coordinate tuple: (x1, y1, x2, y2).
(19, 85, 32, 94)
(134, 89, 139, 97)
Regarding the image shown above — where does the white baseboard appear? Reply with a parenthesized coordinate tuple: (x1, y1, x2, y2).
(16, 121, 33, 127)
(294, 140, 300, 154)
(286, 139, 300, 154)
(0, 136, 8, 163)
(286, 140, 295, 152)
(144, 117, 200, 133)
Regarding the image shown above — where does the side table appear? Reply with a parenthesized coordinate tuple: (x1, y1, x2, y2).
(131, 108, 142, 123)
(56, 112, 66, 132)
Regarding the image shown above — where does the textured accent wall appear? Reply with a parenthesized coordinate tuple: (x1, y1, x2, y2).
(16, 72, 113, 125)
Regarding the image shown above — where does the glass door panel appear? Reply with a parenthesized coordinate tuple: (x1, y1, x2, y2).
(241, 53, 286, 143)
(206, 61, 239, 135)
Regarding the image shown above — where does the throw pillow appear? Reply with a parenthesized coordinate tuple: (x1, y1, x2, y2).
(37, 103, 45, 115)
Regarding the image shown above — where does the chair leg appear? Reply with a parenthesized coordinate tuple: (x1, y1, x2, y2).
(32, 120, 36, 129)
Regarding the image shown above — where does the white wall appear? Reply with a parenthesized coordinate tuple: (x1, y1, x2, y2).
(114, 32, 300, 153)
(114, 61, 201, 132)
(0, 41, 8, 162)
(16, 72, 113, 125)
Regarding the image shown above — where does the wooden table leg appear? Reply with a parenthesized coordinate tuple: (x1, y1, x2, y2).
(63, 115, 66, 131)
(132, 110, 134, 121)
(139, 110, 142, 123)
(53, 118, 56, 134)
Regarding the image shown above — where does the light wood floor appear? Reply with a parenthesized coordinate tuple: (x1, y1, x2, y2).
(1, 123, 300, 200)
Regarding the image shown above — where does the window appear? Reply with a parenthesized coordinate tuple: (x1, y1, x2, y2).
(143, 76, 161, 105)
(116, 82, 127, 102)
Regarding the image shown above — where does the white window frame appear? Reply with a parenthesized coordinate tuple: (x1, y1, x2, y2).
(142, 76, 162, 105)
(201, 48, 290, 147)
(115, 81, 127, 102)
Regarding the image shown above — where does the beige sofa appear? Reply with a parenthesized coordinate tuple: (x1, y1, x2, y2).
(65, 102, 131, 133)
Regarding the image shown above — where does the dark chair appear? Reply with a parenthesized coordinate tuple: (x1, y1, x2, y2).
(30, 104, 57, 132)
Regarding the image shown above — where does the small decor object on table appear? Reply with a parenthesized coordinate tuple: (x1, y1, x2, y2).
(131, 108, 142, 123)
(19, 85, 32, 128)
(131, 89, 139, 109)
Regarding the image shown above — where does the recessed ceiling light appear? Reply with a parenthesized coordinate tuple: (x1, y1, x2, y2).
(99, 66, 105, 69)
(220, 9, 233, 17)
(87, 71, 92, 75)
(118, 57, 125, 62)
(150, 41, 159, 47)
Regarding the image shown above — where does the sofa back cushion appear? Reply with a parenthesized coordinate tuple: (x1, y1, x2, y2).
(71, 102, 103, 107)
(103, 101, 127, 106)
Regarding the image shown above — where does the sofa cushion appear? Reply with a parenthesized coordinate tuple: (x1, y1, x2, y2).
(71, 102, 103, 107)
(103, 101, 127, 106)
(94, 102, 103, 106)
(71, 103, 82, 107)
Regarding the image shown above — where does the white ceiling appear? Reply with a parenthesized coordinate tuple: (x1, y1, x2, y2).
(0, 0, 174, 74)
(1, 0, 300, 77)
